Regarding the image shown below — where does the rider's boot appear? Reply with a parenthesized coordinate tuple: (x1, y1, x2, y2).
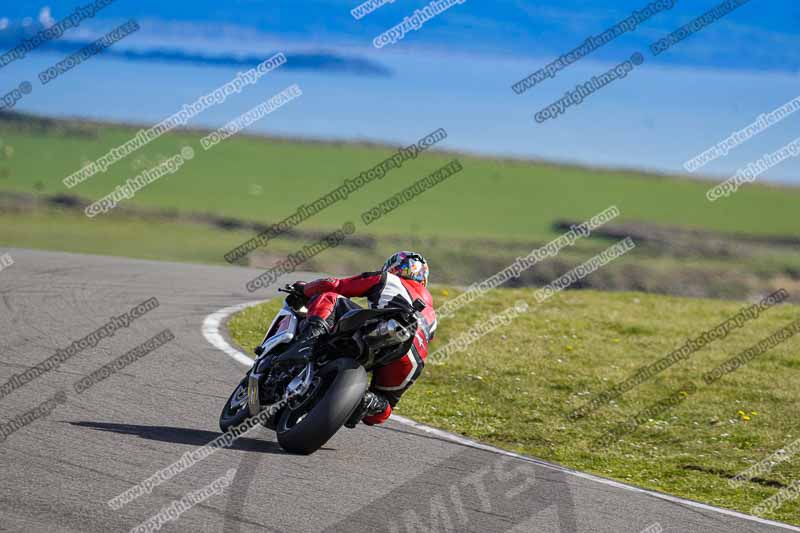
(294, 316, 329, 349)
(345, 391, 389, 428)
(254, 315, 328, 356)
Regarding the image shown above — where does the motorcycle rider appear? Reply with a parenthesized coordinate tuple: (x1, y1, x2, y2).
(289, 251, 436, 428)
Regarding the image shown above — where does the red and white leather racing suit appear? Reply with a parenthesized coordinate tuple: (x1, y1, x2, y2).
(302, 271, 437, 425)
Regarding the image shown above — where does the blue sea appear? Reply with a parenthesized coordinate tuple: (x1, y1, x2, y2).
(2, 0, 799, 183)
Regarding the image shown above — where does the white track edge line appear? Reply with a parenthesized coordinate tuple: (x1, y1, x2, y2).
(202, 300, 264, 368)
(203, 300, 800, 532)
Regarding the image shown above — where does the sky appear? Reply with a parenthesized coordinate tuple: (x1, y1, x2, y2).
(1, 0, 799, 183)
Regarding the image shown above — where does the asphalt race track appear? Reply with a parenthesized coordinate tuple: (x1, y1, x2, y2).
(0, 248, 797, 533)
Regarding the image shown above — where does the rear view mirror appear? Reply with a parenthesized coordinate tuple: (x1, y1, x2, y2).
(412, 298, 427, 312)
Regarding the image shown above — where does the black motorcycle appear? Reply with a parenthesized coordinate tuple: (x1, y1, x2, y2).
(219, 284, 425, 454)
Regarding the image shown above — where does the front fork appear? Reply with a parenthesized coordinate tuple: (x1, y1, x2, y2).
(247, 361, 315, 417)
(247, 370, 264, 417)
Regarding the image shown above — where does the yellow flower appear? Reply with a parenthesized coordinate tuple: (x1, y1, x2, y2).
(742, 415, 751, 421)
(566, 345, 574, 351)
(441, 289, 449, 297)
(751, 411, 758, 416)
(737, 410, 746, 416)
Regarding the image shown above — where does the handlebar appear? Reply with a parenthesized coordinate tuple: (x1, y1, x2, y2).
(281, 284, 308, 310)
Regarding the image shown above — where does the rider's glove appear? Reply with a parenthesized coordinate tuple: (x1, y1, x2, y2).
(291, 281, 307, 293)
(286, 281, 309, 309)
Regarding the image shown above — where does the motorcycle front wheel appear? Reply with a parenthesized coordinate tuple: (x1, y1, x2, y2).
(276, 358, 368, 455)
(219, 377, 251, 432)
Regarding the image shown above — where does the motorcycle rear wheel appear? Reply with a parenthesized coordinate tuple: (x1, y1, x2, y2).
(276, 358, 367, 455)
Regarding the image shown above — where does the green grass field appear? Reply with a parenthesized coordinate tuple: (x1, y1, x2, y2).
(229, 288, 800, 525)
(3, 113, 800, 302)
(2, 112, 800, 242)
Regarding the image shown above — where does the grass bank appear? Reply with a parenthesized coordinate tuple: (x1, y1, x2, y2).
(228, 287, 800, 525)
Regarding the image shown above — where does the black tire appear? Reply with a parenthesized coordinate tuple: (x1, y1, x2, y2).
(219, 377, 250, 433)
(276, 358, 367, 455)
